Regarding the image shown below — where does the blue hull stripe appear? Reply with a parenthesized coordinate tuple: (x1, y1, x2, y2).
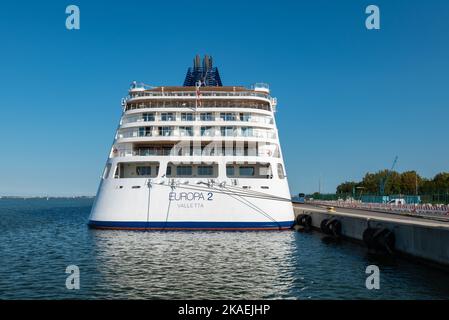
(88, 220, 294, 230)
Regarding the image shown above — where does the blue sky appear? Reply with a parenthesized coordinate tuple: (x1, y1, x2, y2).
(0, 0, 448, 196)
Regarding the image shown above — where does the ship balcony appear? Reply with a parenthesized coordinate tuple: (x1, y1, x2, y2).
(120, 120, 275, 131)
(124, 100, 274, 113)
(121, 113, 274, 127)
(127, 90, 271, 101)
(116, 127, 277, 142)
(111, 147, 280, 159)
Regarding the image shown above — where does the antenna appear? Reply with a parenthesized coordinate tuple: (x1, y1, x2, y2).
(379, 156, 399, 195)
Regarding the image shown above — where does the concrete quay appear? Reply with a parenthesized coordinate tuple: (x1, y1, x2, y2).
(293, 203, 449, 267)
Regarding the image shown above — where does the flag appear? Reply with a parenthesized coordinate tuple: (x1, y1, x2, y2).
(195, 80, 202, 108)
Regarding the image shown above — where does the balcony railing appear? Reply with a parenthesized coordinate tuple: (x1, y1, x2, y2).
(128, 91, 270, 100)
(121, 113, 273, 125)
(114, 148, 279, 158)
(118, 128, 276, 140)
(125, 101, 272, 112)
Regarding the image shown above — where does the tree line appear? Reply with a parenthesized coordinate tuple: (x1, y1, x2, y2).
(336, 171, 449, 195)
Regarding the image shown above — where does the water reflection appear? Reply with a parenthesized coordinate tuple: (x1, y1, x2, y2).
(90, 230, 298, 299)
(2, 199, 449, 299)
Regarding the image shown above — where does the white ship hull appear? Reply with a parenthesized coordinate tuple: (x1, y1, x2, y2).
(89, 176, 294, 230)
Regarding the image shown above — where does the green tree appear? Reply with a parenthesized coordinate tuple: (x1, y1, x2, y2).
(384, 171, 401, 194)
(400, 171, 421, 195)
(420, 178, 434, 194)
(336, 181, 358, 194)
(335, 171, 449, 201)
(433, 173, 449, 194)
(360, 172, 379, 193)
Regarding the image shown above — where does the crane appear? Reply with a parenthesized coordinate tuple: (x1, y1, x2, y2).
(379, 156, 398, 195)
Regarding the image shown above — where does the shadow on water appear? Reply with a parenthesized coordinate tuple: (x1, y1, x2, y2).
(320, 235, 343, 245)
(364, 251, 399, 269)
(320, 234, 398, 266)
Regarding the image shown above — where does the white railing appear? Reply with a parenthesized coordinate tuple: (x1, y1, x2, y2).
(128, 91, 270, 100)
(113, 148, 271, 158)
(121, 113, 273, 125)
(117, 127, 276, 140)
(307, 200, 449, 218)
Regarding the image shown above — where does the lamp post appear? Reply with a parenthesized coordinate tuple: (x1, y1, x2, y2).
(356, 186, 366, 200)
(415, 171, 418, 196)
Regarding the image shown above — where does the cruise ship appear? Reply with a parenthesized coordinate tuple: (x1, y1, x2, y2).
(88, 55, 295, 230)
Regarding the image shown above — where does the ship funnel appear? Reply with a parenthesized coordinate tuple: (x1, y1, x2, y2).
(183, 55, 223, 87)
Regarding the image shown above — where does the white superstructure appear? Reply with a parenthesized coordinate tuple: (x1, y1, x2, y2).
(89, 56, 294, 230)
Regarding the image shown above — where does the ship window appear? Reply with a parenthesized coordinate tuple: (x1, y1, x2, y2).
(161, 112, 175, 121)
(239, 167, 254, 176)
(115, 162, 159, 178)
(200, 113, 214, 121)
(176, 166, 192, 176)
(239, 113, 251, 122)
(179, 126, 193, 136)
(135, 146, 172, 156)
(181, 113, 194, 121)
(114, 164, 121, 179)
(143, 113, 155, 121)
(226, 166, 235, 176)
(277, 163, 285, 179)
(226, 163, 272, 179)
(201, 126, 214, 137)
(220, 127, 235, 137)
(198, 166, 213, 176)
(103, 163, 112, 179)
(138, 127, 152, 137)
(241, 127, 253, 137)
(220, 113, 236, 121)
(158, 126, 173, 136)
(136, 166, 151, 176)
(166, 163, 218, 177)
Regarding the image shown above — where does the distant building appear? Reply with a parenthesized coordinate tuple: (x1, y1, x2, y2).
(361, 195, 421, 204)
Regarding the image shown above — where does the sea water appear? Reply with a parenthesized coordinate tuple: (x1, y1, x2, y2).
(1, 198, 449, 299)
